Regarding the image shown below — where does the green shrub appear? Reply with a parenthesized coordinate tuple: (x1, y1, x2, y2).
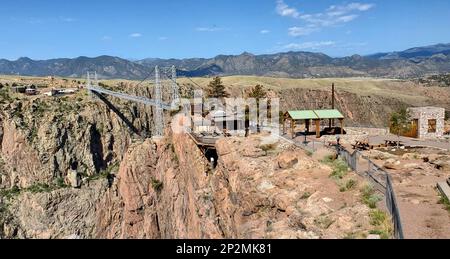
(438, 194, 450, 212)
(329, 159, 349, 180)
(0, 186, 21, 199)
(321, 155, 336, 164)
(369, 210, 393, 239)
(361, 184, 382, 209)
(340, 179, 358, 192)
(151, 178, 164, 192)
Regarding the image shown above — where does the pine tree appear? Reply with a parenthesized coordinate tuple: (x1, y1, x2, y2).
(206, 77, 229, 98)
(248, 84, 267, 100)
(248, 85, 267, 133)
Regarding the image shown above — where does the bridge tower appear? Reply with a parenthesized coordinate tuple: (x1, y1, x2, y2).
(154, 66, 164, 137)
(86, 71, 98, 98)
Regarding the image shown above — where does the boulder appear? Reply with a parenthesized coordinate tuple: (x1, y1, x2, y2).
(277, 153, 299, 169)
(384, 159, 402, 170)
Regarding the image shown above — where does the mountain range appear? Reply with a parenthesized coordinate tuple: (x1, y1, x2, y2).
(1, 43, 450, 80)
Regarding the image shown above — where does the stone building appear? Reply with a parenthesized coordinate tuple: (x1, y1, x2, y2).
(408, 107, 445, 139)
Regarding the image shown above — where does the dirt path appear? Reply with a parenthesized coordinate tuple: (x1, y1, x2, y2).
(390, 169, 450, 239)
(367, 153, 450, 239)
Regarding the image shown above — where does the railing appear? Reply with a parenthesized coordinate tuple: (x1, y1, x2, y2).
(336, 146, 405, 239)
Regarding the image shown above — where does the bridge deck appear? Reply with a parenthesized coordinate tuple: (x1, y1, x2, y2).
(87, 86, 172, 110)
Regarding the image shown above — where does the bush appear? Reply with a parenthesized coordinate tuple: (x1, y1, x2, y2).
(0, 186, 21, 199)
(328, 159, 349, 180)
(369, 210, 393, 239)
(361, 184, 382, 209)
(340, 179, 358, 192)
(260, 143, 278, 155)
(151, 178, 164, 192)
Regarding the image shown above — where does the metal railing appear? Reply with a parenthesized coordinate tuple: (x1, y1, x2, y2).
(336, 146, 405, 239)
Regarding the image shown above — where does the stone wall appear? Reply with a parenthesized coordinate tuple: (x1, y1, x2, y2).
(409, 107, 445, 139)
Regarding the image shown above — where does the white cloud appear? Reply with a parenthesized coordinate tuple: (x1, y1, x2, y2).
(196, 27, 225, 32)
(158, 36, 168, 41)
(327, 3, 375, 17)
(288, 26, 318, 36)
(129, 33, 142, 38)
(260, 30, 271, 34)
(281, 41, 336, 51)
(336, 14, 359, 23)
(276, 0, 300, 18)
(276, 1, 375, 37)
(101, 36, 112, 41)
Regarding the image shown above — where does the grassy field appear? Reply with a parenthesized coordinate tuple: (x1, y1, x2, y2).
(1, 74, 449, 109)
(178, 76, 450, 107)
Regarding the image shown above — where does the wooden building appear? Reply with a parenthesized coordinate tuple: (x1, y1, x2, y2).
(283, 109, 345, 138)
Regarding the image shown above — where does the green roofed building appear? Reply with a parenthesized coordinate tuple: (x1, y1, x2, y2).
(284, 109, 345, 139)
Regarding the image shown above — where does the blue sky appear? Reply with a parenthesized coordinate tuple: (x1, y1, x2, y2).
(1, 0, 450, 60)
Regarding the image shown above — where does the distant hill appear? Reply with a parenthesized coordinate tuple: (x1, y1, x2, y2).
(1, 43, 450, 79)
(367, 43, 450, 60)
(0, 56, 149, 79)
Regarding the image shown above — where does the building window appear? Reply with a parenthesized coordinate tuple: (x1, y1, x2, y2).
(428, 119, 437, 133)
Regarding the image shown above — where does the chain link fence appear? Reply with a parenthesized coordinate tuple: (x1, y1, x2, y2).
(337, 146, 405, 239)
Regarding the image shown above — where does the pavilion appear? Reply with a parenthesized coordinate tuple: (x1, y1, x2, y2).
(283, 109, 345, 139)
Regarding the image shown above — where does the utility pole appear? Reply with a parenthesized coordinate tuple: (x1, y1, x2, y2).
(330, 83, 335, 128)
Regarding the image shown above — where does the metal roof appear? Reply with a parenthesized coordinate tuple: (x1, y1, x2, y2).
(313, 109, 345, 119)
(287, 110, 319, 120)
(287, 109, 344, 120)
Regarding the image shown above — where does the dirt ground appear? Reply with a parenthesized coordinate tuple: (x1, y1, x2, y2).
(365, 147, 450, 239)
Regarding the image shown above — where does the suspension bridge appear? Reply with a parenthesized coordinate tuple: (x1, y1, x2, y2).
(86, 65, 181, 137)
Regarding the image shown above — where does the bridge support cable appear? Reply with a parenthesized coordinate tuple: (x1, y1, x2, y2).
(86, 66, 182, 138)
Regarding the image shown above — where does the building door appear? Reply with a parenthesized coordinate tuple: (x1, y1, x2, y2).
(408, 120, 419, 138)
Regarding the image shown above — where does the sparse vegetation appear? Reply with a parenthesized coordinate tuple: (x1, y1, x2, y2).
(361, 184, 382, 209)
(151, 178, 164, 192)
(329, 160, 349, 180)
(418, 73, 450, 87)
(87, 162, 120, 182)
(0, 180, 70, 199)
(369, 209, 393, 239)
(438, 193, 450, 212)
(340, 179, 357, 192)
(259, 143, 278, 155)
(300, 192, 312, 200)
(314, 216, 335, 229)
(0, 186, 21, 199)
